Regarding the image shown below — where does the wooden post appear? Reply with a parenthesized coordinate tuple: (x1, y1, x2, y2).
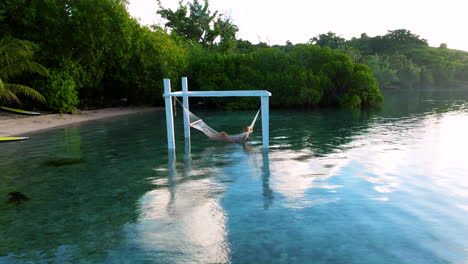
(182, 77, 190, 149)
(164, 79, 175, 150)
(261, 96, 269, 149)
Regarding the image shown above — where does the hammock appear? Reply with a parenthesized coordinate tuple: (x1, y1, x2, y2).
(175, 98, 260, 143)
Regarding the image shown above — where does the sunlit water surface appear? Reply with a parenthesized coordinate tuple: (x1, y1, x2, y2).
(1, 89, 468, 264)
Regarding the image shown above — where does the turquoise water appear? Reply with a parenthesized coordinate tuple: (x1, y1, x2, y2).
(1, 89, 468, 264)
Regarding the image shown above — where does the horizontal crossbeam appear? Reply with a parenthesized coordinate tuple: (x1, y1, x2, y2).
(163, 90, 271, 97)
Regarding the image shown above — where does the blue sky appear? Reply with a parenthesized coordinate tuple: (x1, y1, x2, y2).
(128, 0, 467, 51)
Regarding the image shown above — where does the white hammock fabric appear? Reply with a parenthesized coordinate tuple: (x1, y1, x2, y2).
(176, 98, 260, 143)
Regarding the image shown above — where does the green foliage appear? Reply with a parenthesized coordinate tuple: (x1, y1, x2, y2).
(0, 36, 47, 104)
(106, 25, 188, 105)
(309, 32, 346, 49)
(157, 0, 238, 51)
(44, 68, 79, 113)
(189, 44, 382, 109)
(339, 46, 362, 63)
(339, 94, 362, 109)
(0, 0, 384, 110)
(1, 0, 188, 110)
(420, 67, 435, 86)
(362, 55, 397, 87)
(2, 0, 468, 112)
(347, 64, 384, 107)
(387, 54, 421, 88)
(233, 39, 257, 54)
(332, 29, 467, 88)
(382, 29, 428, 52)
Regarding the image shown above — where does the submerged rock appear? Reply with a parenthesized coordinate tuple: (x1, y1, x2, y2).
(42, 158, 85, 167)
(7, 191, 30, 204)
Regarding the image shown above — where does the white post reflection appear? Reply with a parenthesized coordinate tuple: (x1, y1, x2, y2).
(261, 149, 274, 209)
(134, 151, 230, 263)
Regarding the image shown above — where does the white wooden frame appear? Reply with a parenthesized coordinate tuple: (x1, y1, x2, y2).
(163, 77, 271, 151)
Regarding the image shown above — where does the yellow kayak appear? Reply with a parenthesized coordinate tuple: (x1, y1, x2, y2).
(0, 107, 42, 115)
(0, 137, 29, 142)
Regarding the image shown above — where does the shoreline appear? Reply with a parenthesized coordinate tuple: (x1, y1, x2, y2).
(0, 107, 162, 137)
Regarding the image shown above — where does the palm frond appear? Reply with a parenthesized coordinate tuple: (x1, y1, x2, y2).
(4, 83, 46, 103)
(0, 36, 48, 105)
(0, 60, 48, 81)
(0, 88, 21, 104)
(0, 37, 39, 68)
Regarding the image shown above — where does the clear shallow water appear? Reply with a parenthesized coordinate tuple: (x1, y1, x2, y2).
(1, 89, 468, 264)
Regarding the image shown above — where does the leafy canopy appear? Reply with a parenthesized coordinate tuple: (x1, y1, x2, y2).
(0, 37, 47, 104)
(309, 32, 346, 50)
(157, 0, 238, 51)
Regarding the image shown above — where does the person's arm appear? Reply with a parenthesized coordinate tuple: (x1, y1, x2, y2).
(238, 131, 251, 143)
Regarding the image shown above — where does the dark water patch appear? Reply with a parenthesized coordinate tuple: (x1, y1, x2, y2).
(6, 192, 30, 205)
(42, 158, 85, 167)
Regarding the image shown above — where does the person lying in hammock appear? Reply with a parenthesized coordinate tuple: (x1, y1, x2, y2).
(213, 126, 253, 143)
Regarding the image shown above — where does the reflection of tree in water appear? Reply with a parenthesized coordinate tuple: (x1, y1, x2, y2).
(271, 88, 468, 156)
(0, 125, 162, 263)
(382, 88, 468, 116)
(270, 108, 379, 156)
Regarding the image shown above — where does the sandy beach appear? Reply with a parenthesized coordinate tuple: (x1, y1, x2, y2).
(0, 107, 161, 137)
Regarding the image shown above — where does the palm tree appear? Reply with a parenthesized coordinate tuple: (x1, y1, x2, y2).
(0, 36, 48, 104)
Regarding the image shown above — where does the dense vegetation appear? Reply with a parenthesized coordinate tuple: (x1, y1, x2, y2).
(1, 0, 187, 112)
(0, 0, 465, 112)
(188, 45, 382, 109)
(309, 30, 468, 89)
